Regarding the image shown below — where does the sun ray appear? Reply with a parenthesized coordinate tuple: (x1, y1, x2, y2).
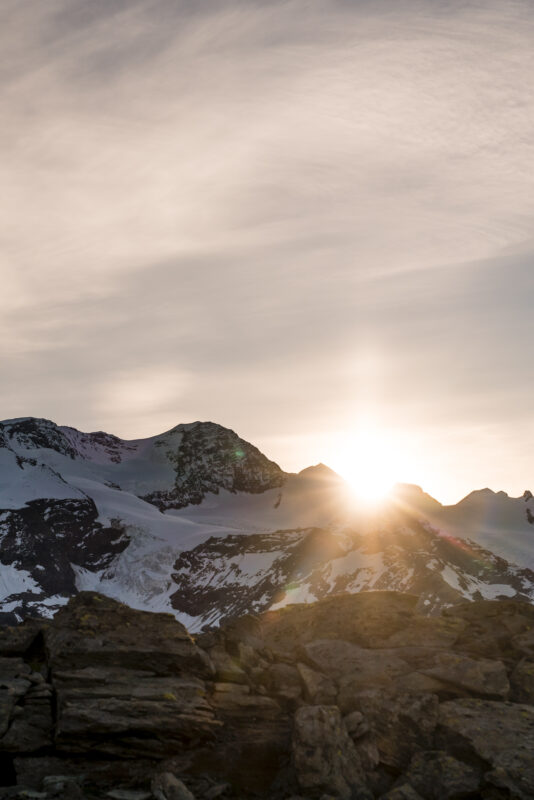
(329, 425, 409, 508)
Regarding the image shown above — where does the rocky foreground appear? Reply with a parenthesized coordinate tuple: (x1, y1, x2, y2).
(1, 592, 534, 799)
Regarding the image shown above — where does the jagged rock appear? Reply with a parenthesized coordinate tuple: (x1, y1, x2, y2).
(0, 621, 47, 658)
(1, 695, 53, 752)
(219, 615, 264, 651)
(437, 699, 534, 799)
(13, 756, 156, 791)
(236, 642, 261, 669)
(208, 648, 247, 684)
(53, 670, 220, 757)
(202, 784, 230, 800)
(46, 593, 213, 678)
(0, 660, 52, 756)
(208, 683, 290, 793)
(358, 691, 439, 770)
(41, 775, 84, 799)
(296, 662, 337, 705)
(261, 663, 302, 703)
(302, 640, 409, 682)
(510, 658, 534, 703)
(107, 791, 152, 800)
(392, 671, 460, 698)
(420, 652, 509, 699)
(210, 683, 281, 718)
(353, 735, 380, 772)
(151, 773, 196, 800)
(384, 617, 466, 649)
(292, 705, 367, 799)
(0, 658, 32, 737)
(379, 786, 424, 800)
(443, 599, 534, 660)
(343, 711, 368, 739)
(403, 750, 480, 799)
(510, 627, 534, 659)
(261, 593, 419, 653)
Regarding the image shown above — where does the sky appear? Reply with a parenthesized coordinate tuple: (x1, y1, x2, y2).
(2, 0, 534, 504)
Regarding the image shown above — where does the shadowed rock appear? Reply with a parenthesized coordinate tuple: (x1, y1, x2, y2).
(45, 592, 213, 677)
(292, 705, 367, 799)
(0, 591, 533, 800)
(437, 699, 534, 799)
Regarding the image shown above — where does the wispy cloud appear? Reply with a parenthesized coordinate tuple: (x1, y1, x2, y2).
(1, 0, 534, 500)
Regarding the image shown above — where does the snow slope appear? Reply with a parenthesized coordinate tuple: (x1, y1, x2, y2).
(0, 417, 533, 626)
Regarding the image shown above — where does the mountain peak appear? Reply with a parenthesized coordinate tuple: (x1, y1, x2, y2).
(298, 463, 341, 480)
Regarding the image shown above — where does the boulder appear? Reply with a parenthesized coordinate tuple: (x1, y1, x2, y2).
(296, 662, 337, 705)
(403, 750, 480, 799)
(437, 699, 534, 799)
(342, 711, 368, 739)
(443, 599, 534, 660)
(53, 670, 220, 757)
(210, 683, 281, 719)
(261, 592, 419, 652)
(358, 691, 439, 770)
(420, 652, 509, 699)
(208, 647, 247, 685)
(0, 620, 47, 658)
(302, 640, 409, 682)
(0, 658, 32, 738)
(392, 671, 459, 698)
(0, 693, 53, 753)
(42, 775, 84, 799)
(208, 683, 290, 793)
(151, 773, 195, 800)
(45, 593, 213, 678)
(292, 705, 367, 799)
(219, 614, 264, 651)
(261, 663, 302, 703)
(510, 627, 534, 659)
(510, 658, 534, 703)
(383, 617, 466, 649)
(379, 786, 424, 800)
(13, 756, 157, 791)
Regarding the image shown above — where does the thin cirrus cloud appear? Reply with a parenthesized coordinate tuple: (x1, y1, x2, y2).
(1, 0, 534, 502)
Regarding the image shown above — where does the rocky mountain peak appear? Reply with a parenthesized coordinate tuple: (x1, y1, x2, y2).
(1, 417, 78, 459)
(145, 420, 286, 510)
(1, 414, 534, 632)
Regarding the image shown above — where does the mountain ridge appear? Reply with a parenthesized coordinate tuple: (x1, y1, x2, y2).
(1, 416, 533, 627)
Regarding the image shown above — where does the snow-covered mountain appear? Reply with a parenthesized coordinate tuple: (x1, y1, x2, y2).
(0, 416, 533, 627)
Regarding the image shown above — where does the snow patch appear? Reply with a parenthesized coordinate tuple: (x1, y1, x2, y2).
(0, 562, 41, 600)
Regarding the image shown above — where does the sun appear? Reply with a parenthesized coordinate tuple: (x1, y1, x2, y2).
(330, 427, 402, 508)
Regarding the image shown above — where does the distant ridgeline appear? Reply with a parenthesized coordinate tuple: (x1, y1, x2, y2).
(1, 416, 534, 627)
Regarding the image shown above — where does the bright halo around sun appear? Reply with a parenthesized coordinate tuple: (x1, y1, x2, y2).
(331, 427, 402, 508)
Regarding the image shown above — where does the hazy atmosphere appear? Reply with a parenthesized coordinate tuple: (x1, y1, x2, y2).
(2, 0, 534, 503)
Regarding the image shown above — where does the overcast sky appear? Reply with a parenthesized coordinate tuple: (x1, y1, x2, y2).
(2, 0, 534, 503)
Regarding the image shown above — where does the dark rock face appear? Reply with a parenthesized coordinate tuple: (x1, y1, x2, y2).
(2, 418, 78, 459)
(1, 591, 534, 799)
(0, 499, 129, 624)
(170, 528, 345, 626)
(292, 705, 367, 799)
(143, 422, 285, 510)
(437, 699, 534, 799)
(403, 751, 481, 800)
